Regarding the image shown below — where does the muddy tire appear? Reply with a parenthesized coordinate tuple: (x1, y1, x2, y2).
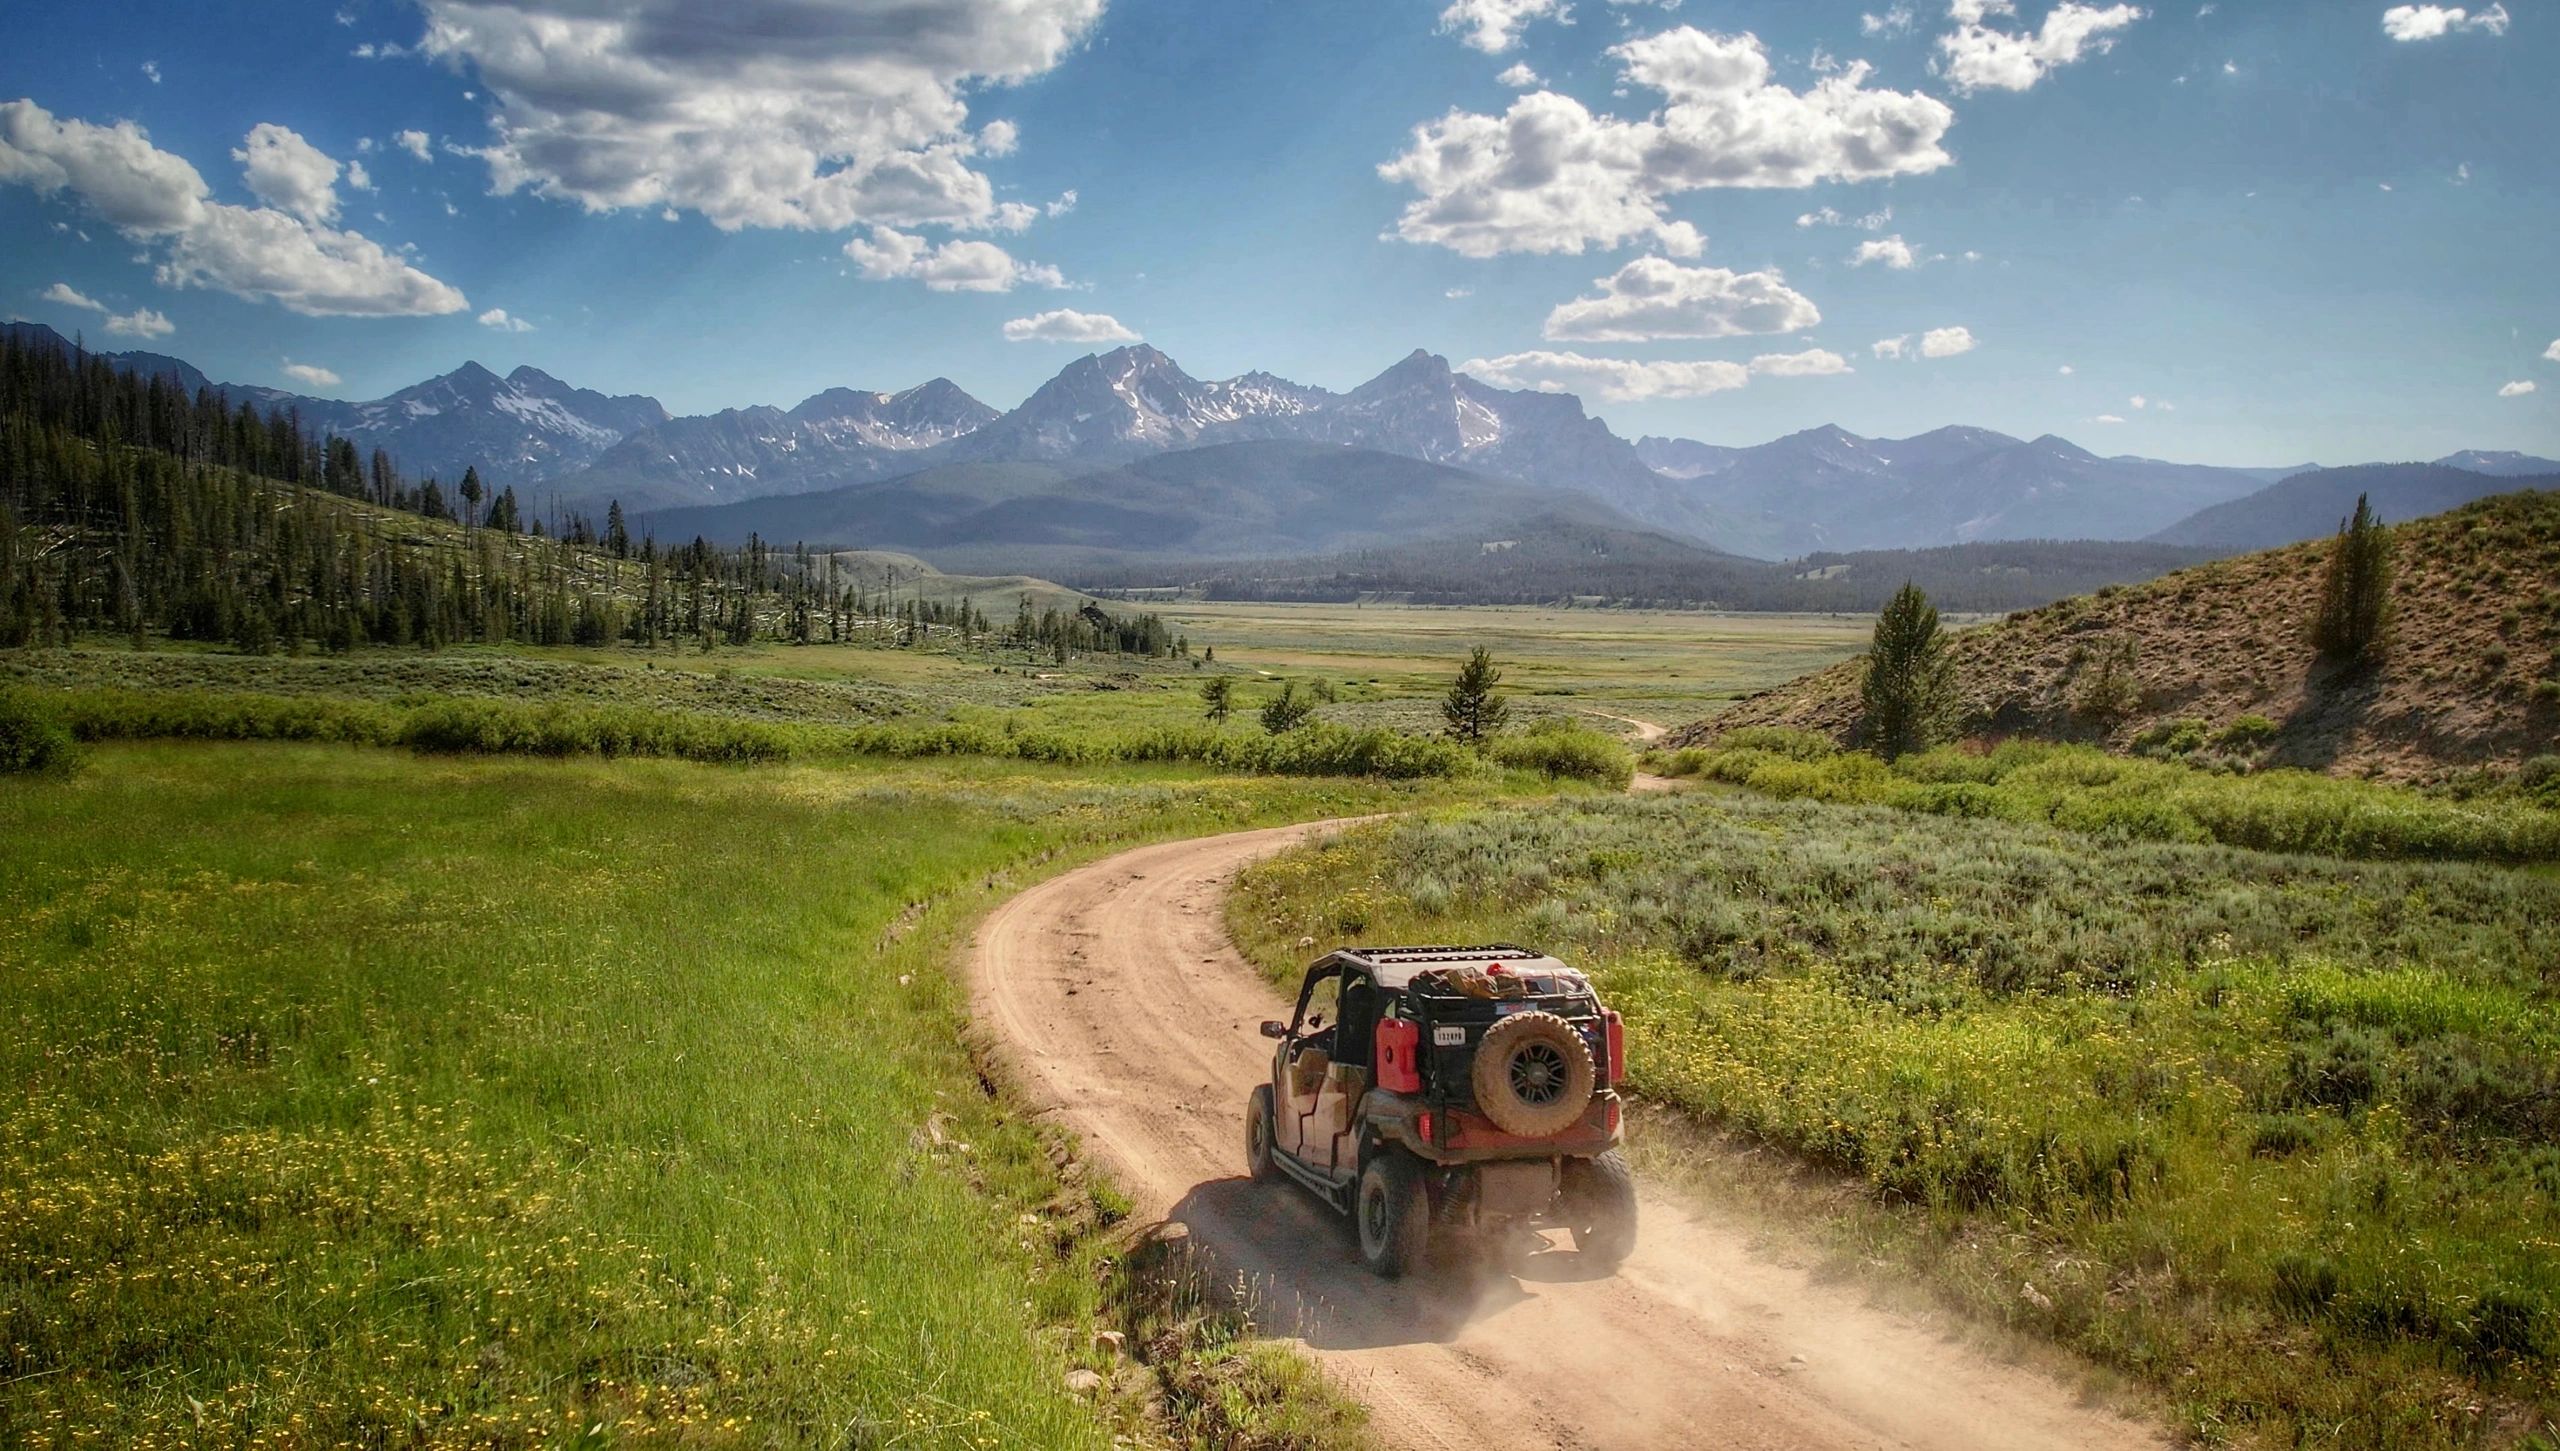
(1356, 1150, 1429, 1278)
(1564, 1150, 1638, 1268)
(1246, 1084, 1279, 1183)
(1470, 1011, 1596, 1138)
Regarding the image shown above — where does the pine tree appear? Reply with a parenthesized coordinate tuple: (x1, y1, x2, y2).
(458, 466, 484, 530)
(1260, 681, 1313, 735)
(1859, 581, 1957, 760)
(1201, 675, 1236, 726)
(1441, 646, 1510, 747)
(2310, 493, 2393, 666)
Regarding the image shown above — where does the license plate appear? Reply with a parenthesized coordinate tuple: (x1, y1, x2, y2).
(1433, 1025, 1467, 1047)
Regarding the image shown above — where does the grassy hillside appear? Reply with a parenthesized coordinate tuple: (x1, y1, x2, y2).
(1679, 489, 2560, 780)
(824, 548, 1096, 616)
(0, 743, 1528, 1448)
(1229, 792, 2560, 1447)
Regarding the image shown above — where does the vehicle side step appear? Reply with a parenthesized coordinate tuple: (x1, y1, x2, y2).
(1272, 1148, 1354, 1214)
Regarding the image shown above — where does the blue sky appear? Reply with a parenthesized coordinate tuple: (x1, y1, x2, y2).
(2, 0, 2553, 464)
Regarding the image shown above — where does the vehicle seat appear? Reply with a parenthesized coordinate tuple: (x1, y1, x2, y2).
(1321, 1063, 1369, 1136)
(1289, 1046, 1330, 1104)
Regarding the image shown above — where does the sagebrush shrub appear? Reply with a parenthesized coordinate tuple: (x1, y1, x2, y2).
(0, 689, 78, 776)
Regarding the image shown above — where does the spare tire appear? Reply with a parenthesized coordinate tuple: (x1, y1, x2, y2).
(1469, 1011, 1596, 1137)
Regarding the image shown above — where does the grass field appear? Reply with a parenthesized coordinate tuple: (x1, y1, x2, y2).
(1229, 789, 2560, 1449)
(0, 600, 1875, 747)
(0, 742, 1529, 1449)
(1148, 601, 1877, 731)
(0, 602, 1860, 1446)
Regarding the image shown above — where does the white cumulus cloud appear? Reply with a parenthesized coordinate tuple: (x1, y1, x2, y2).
(477, 307, 533, 332)
(393, 129, 431, 163)
(282, 361, 342, 388)
(1543, 255, 1822, 341)
(1439, 0, 1568, 53)
(1921, 324, 1977, 357)
(1864, 5, 1919, 35)
(1872, 334, 1910, 359)
(1850, 234, 1920, 268)
(235, 123, 342, 223)
(1749, 347, 1853, 376)
(1460, 348, 1752, 401)
(0, 100, 466, 317)
(2500, 379, 2538, 397)
(2545, 339, 2560, 362)
(415, 0, 1100, 235)
(40, 281, 105, 311)
(1380, 27, 1954, 257)
(1498, 62, 1544, 87)
(2092, 412, 2126, 423)
(1938, 2, 2145, 94)
(2381, 4, 2508, 40)
(1002, 308, 1139, 343)
(104, 307, 174, 339)
(845, 227, 1065, 292)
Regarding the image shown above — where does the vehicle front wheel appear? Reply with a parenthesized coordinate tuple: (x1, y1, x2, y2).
(1246, 1084, 1279, 1183)
(1564, 1150, 1637, 1269)
(1356, 1150, 1429, 1278)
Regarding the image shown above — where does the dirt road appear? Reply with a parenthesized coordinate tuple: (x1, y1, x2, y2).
(1584, 709, 1671, 744)
(968, 822, 2168, 1451)
(1582, 711, 1681, 793)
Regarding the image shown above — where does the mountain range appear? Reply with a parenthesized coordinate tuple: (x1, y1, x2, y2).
(2148, 462, 2560, 553)
(10, 320, 2552, 564)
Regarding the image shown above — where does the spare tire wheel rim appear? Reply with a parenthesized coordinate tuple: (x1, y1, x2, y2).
(1512, 1041, 1568, 1105)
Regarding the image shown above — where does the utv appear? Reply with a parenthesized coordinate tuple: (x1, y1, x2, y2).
(1245, 944, 1637, 1277)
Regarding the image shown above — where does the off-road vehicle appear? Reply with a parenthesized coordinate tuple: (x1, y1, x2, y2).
(1244, 944, 1636, 1277)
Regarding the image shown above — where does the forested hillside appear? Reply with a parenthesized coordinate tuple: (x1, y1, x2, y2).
(1068, 522, 2224, 614)
(0, 332, 1180, 662)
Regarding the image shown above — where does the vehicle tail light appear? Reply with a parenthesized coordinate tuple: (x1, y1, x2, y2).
(1416, 1110, 1435, 1144)
(1606, 1097, 1622, 1135)
(1603, 1010, 1626, 1084)
(1375, 1018, 1421, 1093)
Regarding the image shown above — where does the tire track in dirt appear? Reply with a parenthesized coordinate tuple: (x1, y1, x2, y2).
(1582, 710, 1681, 793)
(967, 821, 2168, 1451)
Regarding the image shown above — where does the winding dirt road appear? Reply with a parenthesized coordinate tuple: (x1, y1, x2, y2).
(967, 822, 2167, 1451)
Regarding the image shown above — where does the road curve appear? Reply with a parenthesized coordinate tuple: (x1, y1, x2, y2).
(966, 821, 2167, 1451)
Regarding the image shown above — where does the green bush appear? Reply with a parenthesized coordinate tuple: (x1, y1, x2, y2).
(2216, 714, 2281, 750)
(0, 688, 80, 776)
(2520, 755, 2560, 804)
(1488, 723, 1634, 787)
(22, 685, 1479, 781)
(2131, 718, 2210, 758)
(1643, 732, 2559, 864)
(1714, 725, 1839, 761)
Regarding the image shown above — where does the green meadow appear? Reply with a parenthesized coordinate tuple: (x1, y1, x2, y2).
(0, 739, 1529, 1449)
(0, 605, 1850, 1447)
(1228, 787, 2560, 1448)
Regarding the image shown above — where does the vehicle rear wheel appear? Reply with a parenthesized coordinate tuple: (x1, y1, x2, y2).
(1470, 1010, 1596, 1138)
(1564, 1150, 1637, 1268)
(1246, 1084, 1279, 1183)
(1356, 1150, 1429, 1278)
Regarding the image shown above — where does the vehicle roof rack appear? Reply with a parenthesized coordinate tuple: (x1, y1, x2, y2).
(1342, 944, 1542, 965)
